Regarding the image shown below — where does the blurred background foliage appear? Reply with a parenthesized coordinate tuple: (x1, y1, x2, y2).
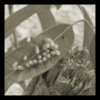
(5, 5, 95, 95)
(5, 5, 95, 53)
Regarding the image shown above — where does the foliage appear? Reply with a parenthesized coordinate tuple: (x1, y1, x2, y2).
(5, 5, 95, 95)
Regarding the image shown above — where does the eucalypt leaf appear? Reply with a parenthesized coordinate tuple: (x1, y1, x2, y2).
(89, 35, 95, 69)
(5, 24, 74, 93)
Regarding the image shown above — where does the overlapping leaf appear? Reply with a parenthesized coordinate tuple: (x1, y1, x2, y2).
(37, 9, 56, 30)
(5, 5, 62, 39)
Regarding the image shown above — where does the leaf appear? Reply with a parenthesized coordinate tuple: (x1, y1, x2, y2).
(5, 24, 75, 92)
(5, 5, 44, 39)
(37, 9, 56, 30)
(78, 5, 95, 49)
(37, 6, 62, 30)
(89, 35, 95, 69)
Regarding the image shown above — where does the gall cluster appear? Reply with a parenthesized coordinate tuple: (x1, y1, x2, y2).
(12, 38, 61, 71)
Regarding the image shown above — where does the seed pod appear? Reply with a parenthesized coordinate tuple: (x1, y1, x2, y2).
(55, 50, 60, 56)
(53, 44, 58, 50)
(23, 55, 28, 61)
(38, 59, 43, 64)
(46, 49, 50, 53)
(81, 49, 89, 56)
(43, 44, 47, 50)
(29, 60, 34, 65)
(17, 65, 24, 70)
(33, 59, 38, 64)
(37, 55, 42, 59)
(46, 54, 51, 58)
(43, 52, 47, 56)
(26, 63, 30, 68)
(44, 38, 52, 43)
(44, 42, 50, 49)
(74, 50, 82, 62)
(50, 51, 56, 56)
(49, 41, 55, 49)
(42, 57, 47, 62)
(35, 46, 40, 54)
(12, 61, 18, 68)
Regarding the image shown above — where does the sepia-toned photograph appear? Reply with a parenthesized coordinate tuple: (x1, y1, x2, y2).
(5, 5, 95, 95)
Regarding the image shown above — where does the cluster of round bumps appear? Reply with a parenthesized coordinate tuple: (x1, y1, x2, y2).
(13, 38, 60, 71)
